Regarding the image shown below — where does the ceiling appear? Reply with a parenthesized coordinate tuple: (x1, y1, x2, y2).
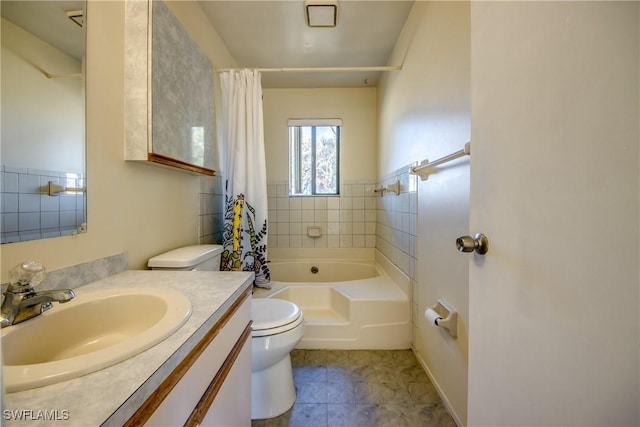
(198, 1, 414, 88)
(1, 1, 85, 60)
(1, 1, 414, 88)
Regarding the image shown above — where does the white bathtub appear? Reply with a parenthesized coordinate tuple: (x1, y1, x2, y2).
(254, 260, 411, 350)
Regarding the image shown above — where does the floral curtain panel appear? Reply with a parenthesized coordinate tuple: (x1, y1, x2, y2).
(219, 69, 270, 287)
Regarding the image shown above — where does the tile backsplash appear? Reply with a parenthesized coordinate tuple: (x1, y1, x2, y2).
(267, 181, 378, 249)
(199, 174, 224, 244)
(376, 165, 418, 346)
(375, 167, 418, 281)
(265, 170, 417, 280)
(1, 165, 86, 243)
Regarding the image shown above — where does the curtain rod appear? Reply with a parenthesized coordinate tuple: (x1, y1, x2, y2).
(215, 65, 402, 73)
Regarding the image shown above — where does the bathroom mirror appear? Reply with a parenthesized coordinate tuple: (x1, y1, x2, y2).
(1, 1, 87, 244)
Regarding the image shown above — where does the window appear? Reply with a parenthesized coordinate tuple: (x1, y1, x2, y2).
(289, 119, 341, 196)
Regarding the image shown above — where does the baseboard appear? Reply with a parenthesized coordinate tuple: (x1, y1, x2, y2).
(412, 347, 465, 427)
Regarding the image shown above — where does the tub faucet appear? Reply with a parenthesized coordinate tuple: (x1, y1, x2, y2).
(1, 262, 75, 327)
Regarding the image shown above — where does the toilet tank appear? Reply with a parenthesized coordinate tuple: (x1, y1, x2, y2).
(147, 244, 223, 271)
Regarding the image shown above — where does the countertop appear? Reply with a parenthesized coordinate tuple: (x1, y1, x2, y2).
(3, 270, 254, 426)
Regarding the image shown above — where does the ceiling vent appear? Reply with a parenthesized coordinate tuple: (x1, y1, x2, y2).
(305, 0, 338, 28)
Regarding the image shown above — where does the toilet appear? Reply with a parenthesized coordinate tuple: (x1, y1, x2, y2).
(147, 244, 305, 420)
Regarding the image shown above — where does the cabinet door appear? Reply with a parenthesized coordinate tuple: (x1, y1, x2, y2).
(199, 337, 251, 427)
(126, 290, 251, 427)
(124, 0, 216, 176)
(146, 299, 250, 426)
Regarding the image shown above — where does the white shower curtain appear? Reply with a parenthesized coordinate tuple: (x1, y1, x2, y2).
(219, 69, 270, 287)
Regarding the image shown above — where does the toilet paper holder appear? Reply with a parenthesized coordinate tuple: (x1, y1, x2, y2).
(425, 298, 458, 338)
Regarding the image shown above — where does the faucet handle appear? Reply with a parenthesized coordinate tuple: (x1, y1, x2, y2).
(8, 261, 46, 291)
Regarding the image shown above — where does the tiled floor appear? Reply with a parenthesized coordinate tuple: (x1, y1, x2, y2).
(251, 349, 456, 427)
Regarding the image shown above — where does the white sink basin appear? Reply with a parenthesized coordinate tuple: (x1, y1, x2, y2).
(2, 287, 192, 392)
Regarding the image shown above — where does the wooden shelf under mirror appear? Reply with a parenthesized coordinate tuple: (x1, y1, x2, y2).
(148, 154, 215, 176)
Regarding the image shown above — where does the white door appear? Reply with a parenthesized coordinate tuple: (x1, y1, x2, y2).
(468, 2, 639, 426)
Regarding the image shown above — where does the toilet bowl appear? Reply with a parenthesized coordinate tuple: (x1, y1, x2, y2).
(148, 245, 305, 420)
(251, 298, 305, 419)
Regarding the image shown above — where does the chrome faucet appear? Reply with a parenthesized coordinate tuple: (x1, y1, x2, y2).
(1, 262, 75, 327)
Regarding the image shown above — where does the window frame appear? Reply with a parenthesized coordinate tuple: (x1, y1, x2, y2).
(288, 119, 342, 196)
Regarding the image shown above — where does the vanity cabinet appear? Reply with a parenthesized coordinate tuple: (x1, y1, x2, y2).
(125, 288, 252, 426)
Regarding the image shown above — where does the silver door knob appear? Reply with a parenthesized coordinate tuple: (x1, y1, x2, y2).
(456, 233, 489, 255)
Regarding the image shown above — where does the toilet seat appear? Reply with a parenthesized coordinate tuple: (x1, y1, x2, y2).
(252, 299, 303, 337)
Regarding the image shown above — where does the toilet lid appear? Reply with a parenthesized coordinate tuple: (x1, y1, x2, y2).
(252, 298, 301, 331)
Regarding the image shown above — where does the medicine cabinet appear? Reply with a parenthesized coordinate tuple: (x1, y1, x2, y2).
(124, 0, 216, 176)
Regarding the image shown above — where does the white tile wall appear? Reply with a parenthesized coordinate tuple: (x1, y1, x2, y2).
(267, 182, 378, 250)
(193, 168, 415, 285)
(375, 166, 419, 341)
(266, 170, 417, 278)
(375, 168, 418, 280)
(1, 165, 86, 243)
(198, 175, 224, 244)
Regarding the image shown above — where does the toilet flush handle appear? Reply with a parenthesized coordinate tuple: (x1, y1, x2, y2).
(456, 233, 489, 255)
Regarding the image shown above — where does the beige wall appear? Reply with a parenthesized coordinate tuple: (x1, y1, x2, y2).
(262, 88, 377, 185)
(377, 2, 470, 425)
(1, 1, 236, 282)
(2, 18, 84, 173)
